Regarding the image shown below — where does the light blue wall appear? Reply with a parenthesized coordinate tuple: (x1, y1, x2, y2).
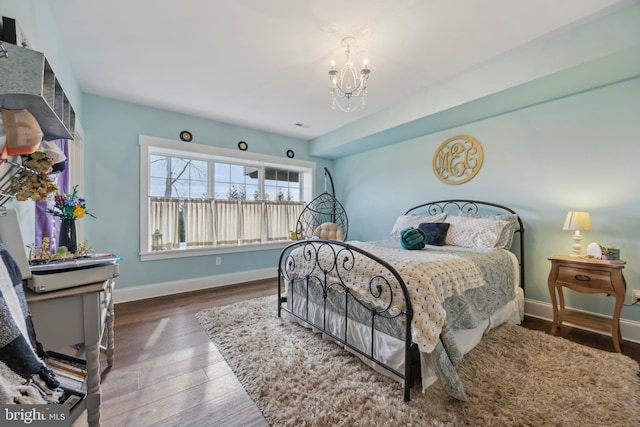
(333, 76, 640, 323)
(81, 94, 331, 289)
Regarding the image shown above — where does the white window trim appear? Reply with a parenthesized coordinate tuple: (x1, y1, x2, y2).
(139, 135, 315, 261)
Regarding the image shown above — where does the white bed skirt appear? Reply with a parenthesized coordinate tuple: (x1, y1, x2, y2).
(286, 287, 525, 392)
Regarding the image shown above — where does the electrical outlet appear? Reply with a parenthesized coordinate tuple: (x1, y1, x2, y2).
(215, 257, 221, 266)
(632, 289, 640, 304)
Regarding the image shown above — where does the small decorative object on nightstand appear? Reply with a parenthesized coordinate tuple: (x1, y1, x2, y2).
(547, 255, 626, 353)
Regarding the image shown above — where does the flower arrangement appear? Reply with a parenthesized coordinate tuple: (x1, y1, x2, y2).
(48, 185, 95, 219)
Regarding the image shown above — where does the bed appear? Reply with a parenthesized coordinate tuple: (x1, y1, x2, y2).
(277, 199, 525, 402)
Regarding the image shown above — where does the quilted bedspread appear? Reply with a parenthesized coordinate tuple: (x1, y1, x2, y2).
(323, 240, 518, 354)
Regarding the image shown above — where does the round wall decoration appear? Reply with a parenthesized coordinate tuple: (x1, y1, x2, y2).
(238, 141, 248, 151)
(432, 135, 484, 185)
(179, 130, 192, 142)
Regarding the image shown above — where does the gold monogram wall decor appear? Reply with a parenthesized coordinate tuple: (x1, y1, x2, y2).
(432, 135, 484, 185)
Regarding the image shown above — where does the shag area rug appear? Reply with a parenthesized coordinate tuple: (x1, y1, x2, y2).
(196, 296, 640, 427)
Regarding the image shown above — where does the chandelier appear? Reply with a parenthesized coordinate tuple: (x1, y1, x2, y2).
(328, 37, 371, 112)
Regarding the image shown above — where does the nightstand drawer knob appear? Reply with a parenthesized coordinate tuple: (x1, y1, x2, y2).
(575, 274, 591, 282)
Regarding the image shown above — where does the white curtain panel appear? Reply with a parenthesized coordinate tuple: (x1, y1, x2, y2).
(183, 198, 214, 247)
(150, 197, 180, 249)
(214, 200, 240, 245)
(266, 201, 304, 241)
(240, 201, 264, 244)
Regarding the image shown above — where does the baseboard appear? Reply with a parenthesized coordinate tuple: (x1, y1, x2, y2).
(525, 298, 640, 345)
(113, 268, 276, 304)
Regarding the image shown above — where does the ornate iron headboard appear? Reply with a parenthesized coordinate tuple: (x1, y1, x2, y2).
(404, 199, 525, 290)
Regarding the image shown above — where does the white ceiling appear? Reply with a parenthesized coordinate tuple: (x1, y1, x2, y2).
(47, 0, 626, 140)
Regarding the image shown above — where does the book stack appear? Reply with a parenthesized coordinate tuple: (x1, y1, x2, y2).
(45, 351, 87, 411)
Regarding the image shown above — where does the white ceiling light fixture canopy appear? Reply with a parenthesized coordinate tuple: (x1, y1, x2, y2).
(328, 36, 371, 113)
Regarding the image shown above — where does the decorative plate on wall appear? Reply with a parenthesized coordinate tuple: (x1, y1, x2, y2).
(238, 141, 248, 151)
(432, 135, 484, 185)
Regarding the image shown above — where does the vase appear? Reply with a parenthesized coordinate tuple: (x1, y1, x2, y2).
(59, 218, 77, 254)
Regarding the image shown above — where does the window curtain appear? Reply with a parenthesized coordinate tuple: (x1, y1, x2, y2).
(265, 201, 304, 241)
(240, 201, 264, 244)
(148, 199, 304, 248)
(183, 198, 214, 247)
(150, 197, 180, 249)
(214, 200, 239, 245)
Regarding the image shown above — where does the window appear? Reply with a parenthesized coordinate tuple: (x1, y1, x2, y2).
(150, 155, 209, 198)
(140, 135, 314, 260)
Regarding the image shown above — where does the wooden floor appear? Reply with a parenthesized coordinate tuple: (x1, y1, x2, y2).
(72, 279, 640, 427)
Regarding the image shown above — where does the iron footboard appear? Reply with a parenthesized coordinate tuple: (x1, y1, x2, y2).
(277, 239, 416, 402)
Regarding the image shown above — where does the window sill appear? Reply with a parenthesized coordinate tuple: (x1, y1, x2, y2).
(139, 240, 293, 261)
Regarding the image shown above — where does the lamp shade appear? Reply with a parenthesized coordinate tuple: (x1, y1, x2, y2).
(562, 211, 593, 232)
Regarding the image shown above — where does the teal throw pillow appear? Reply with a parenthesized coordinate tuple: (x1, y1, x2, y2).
(400, 227, 426, 250)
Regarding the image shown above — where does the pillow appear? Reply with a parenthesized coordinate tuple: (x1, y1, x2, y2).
(444, 215, 509, 249)
(418, 222, 450, 246)
(313, 222, 345, 241)
(399, 227, 426, 250)
(461, 211, 518, 249)
(390, 213, 447, 237)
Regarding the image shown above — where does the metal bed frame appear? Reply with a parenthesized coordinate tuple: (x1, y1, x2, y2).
(277, 199, 525, 402)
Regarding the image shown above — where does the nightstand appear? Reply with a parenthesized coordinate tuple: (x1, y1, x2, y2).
(547, 255, 626, 353)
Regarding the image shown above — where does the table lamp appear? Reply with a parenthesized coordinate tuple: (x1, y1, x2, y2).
(563, 211, 592, 257)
